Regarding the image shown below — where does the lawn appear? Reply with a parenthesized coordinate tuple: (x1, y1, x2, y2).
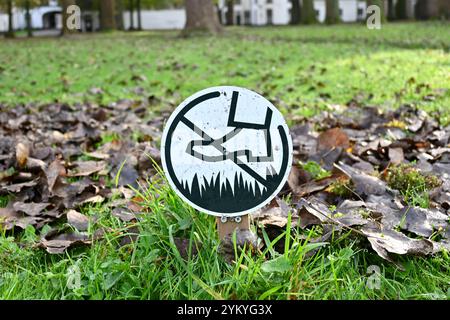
(1, 22, 449, 122)
(0, 22, 450, 300)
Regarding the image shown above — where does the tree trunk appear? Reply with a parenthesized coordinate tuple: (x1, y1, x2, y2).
(439, 0, 450, 19)
(290, 0, 301, 25)
(116, 0, 125, 30)
(415, 0, 439, 20)
(301, 0, 317, 24)
(216, 4, 223, 24)
(5, 0, 14, 38)
(182, 0, 223, 36)
(129, 0, 134, 30)
(61, 0, 77, 35)
(325, 0, 340, 24)
(226, 0, 234, 25)
(366, 0, 386, 22)
(395, 0, 407, 20)
(100, 0, 116, 30)
(387, 0, 395, 20)
(25, 0, 33, 37)
(136, 0, 142, 30)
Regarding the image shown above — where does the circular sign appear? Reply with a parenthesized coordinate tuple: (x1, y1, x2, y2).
(161, 86, 293, 217)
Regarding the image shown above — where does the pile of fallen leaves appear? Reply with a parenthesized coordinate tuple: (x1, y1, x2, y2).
(1, 100, 449, 267)
(253, 104, 450, 268)
(0, 101, 163, 253)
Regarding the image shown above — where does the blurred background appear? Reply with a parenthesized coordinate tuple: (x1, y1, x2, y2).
(0, 0, 449, 36)
(1, 0, 449, 124)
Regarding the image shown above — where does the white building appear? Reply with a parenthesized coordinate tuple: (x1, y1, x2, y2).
(0, 13, 7, 32)
(123, 9, 186, 30)
(217, 0, 395, 25)
(0, 0, 62, 32)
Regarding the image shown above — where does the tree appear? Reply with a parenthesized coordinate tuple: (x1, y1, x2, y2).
(439, 0, 450, 19)
(5, 0, 14, 38)
(225, 0, 233, 25)
(100, 0, 116, 30)
(14, 0, 44, 37)
(387, 0, 395, 20)
(301, 0, 317, 24)
(290, 0, 301, 24)
(61, 0, 77, 35)
(182, 0, 222, 35)
(325, 0, 340, 24)
(395, 0, 408, 20)
(415, 0, 439, 20)
(136, 0, 142, 30)
(128, 0, 135, 30)
(116, 0, 125, 30)
(24, 0, 32, 37)
(366, 0, 386, 23)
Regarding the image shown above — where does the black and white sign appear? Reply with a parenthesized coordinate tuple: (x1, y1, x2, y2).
(161, 86, 293, 217)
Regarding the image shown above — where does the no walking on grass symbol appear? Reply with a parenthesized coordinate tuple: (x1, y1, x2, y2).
(161, 86, 292, 237)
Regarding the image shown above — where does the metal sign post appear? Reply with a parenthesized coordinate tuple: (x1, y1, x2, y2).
(161, 86, 292, 242)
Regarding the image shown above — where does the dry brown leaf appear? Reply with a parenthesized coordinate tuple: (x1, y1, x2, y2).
(334, 162, 386, 196)
(361, 226, 434, 267)
(112, 207, 137, 222)
(1, 179, 39, 193)
(67, 209, 90, 231)
(45, 159, 66, 193)
(39, 228, 104, 254)
(12, 202, 51, 216)
(388, 147, 404, 164)
(68, 161, 107, 177)
(79, 195, 105, 205)
(317, 128, 350, 151)
(16, 142, 30, 168)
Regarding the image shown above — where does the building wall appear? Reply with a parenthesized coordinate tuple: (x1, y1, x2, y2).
(31, 6, 62, 29)
(219, 0, 368, 25)
(0, 13, 7, 32)
(123, 9, 186, 30)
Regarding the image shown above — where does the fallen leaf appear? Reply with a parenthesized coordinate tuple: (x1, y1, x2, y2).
(388, 148, 404, 164)
(67, 209, 90, 231)
(13, 202, 50, 216)
(15, 142, 30, 168)
(317, 128, 350, 151)
(45, 159, 66, 193)
(39, 228, 103, 254)
(335, 163, 386, 196)
(68, 161, 107, 177)
(112, 207, 137, 222)
(1, 179, 39, 193)
(173, 237, 201, 260)
(361, 226, 434, 267)
(219, 229, 261, 263)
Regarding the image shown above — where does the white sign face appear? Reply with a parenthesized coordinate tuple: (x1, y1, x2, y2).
(161, 86, 293, 217)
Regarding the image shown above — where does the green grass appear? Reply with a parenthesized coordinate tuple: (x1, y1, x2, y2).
(1, 174, 450, 300)
(1, 23, 450, 300)
(0, 196, 9, 208)
(301, 161, 332, 180)
(386, 164, 442, 208)
(0, 22, 449, 124)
